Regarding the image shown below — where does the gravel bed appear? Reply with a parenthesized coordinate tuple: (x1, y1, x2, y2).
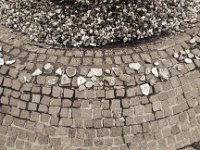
(0, 0, 199, 47)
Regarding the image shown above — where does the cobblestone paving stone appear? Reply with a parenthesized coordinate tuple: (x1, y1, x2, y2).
(0, 19, 200, 150)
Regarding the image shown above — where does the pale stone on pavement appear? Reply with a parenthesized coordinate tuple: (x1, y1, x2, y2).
(129, 62, 141, 70)
(18, 73, 32, 83)
(188, 53, 195, 58)
(66, 67, 77, 77)
(44, 63, 54, 72)
(55, 67, 63, 75)
(0, 58, 4, 65)
(112, 67, 123, 76)
(77, 76, 86, 86)
(174, 52, 179, 58)
(154, 61, 159, 66)
(184, 58, 192, 64)
(152, 67, 159, 77)
(5, 60, 15, 65)
(60, 74, 71, 85)
(190, 38, 196, 44)
(85, 81, 94, 88)
(140, 83, 150, 96)
(105, 69, 111, 74)
(87, 68, 103, 77)
(32, 69, 42, 76)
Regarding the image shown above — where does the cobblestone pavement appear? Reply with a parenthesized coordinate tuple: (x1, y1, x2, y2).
(0, 19, 200, 150)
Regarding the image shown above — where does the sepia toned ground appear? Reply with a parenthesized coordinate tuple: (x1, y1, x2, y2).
(0, 16, 200, 150)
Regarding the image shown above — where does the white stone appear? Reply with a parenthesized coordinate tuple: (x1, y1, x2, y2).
(154, 61, 159, 66)
(140, 83, 150, 96)
(188, 53, 195, 58)
(77, 76, 86, 86)
(159, 68, 170, 80)
(195, 56, 200, 60)
(60, 74, 71, 85)
(0, 58, 4, 66)
(184, 58, 192, 64)
(152, 67, 159, 77)
(5, 60, 16, 65)
(85, 81, 94, 88)
(129, 63, 141, 71)
(105, 69, 111, 74)
(32, 69, 42, 76)
(55, 67, 63, 75)
(44, 63, 53, 71)
(173, 52, 179, 58)
(87, 68, 103, 77)
(190, 38, 196, 44)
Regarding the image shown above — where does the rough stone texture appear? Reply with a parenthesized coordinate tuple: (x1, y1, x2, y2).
(0, 19, 200, 150)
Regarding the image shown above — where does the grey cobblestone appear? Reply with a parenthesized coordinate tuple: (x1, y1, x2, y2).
(0, 23, 199, 150)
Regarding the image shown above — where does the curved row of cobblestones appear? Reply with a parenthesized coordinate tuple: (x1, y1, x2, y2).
(0, 19, 200, 150)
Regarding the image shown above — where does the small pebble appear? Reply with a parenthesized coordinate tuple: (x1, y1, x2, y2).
(190, 38, 196, 44)
(32, 68, 42, 76)
(184, 58, 192, 64)
(173, 52, 179, 58)
(77, 76, 86, 86)
(0, 58, 4, 66)
(129, 62, 141, 71)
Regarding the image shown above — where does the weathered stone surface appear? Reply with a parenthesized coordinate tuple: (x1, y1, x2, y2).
(87, 68, 103, 77)
(66, 67, 77, 77)
(119, 74, 132, 82)
(152, 67, 159, 77)
(129, 63, 141, 70)
(77, 76, 86, 86)
(32, 69, 42, 76)
(0, 58, 4, 65)
(55, 67, 63, 75)
(60, 74, 71, 85)
(140, 83, 150, 96)
(104, 76, 115, 86)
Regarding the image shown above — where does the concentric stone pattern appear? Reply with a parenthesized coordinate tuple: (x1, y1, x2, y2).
(0, 22, 200, 150)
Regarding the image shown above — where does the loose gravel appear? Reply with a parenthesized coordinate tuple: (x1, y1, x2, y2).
(0, 0, 199, 47)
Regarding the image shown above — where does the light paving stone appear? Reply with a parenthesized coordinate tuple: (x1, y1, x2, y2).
(129, 62, 141, 71)
(32, 68, 42, 76)
(140, 83, 151, 96)
(87, 68, 103, 77)
(66, 67, 77, 77)
(60, 74, 71, 85)
(77, 76, 86, 86)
